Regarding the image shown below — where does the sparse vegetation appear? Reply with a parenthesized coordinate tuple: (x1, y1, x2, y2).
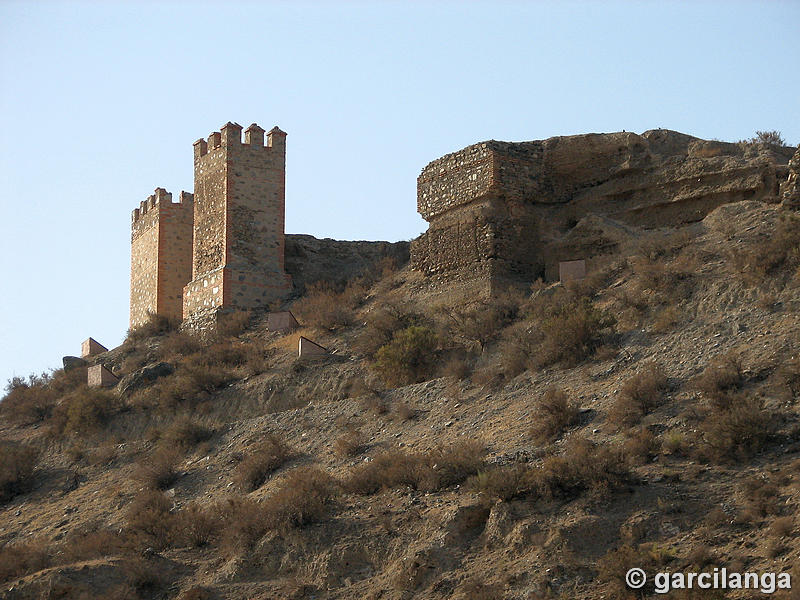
(233, 435, 292, 491)
(531, 387, 581, 442)
(374, 325, 439, 387)
(0, 441, 39, 502)
(610, 362, 668, 426)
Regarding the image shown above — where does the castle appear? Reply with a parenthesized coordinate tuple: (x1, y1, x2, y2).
(130, 122, 292, 328)
(130, 124, 798, 327)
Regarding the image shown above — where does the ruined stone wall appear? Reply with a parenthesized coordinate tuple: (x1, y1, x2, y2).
(411, 130, 795, 294)
(130, 189, 193, 328)
(183, 122, 291, 319)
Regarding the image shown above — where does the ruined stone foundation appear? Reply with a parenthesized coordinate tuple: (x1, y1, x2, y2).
(411, 129, 796, 293)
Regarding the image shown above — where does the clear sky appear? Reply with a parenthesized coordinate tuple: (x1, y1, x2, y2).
(0, 0, 797, 387)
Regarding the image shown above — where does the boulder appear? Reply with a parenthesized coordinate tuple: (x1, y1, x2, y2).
(118, 362, 174, 395)
(62, 356, 88, 371)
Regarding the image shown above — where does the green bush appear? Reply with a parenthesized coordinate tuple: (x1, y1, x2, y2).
(374, 325, 438, 387)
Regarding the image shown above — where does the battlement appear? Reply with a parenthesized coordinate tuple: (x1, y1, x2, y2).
(193, 122, 286, 159)
(131, 188, 194, 224)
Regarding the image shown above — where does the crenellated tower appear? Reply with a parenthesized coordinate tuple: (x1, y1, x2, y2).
(130, 188, 194, 328)
(182, 122, 292, 320)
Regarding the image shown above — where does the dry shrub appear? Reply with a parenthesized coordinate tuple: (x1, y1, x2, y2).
(535, 438, 632, 500)
(215, 310, 251, 338)
(0, 441, 39, 502)
(126, 490, 174, 550)
(0, 539, 50, 584)
(466, 464, 531, 501)
(531, 387, 581, 443)
(687, 543, 715, 568)
(692, 352, 744, 409)
(597, 543, 678, 598)
(374, 325, 438, 387)
(455, 577, 503, 600)
(172, 503, 220, 548)
(162, 416, 214, 451)
(334, 427, 367, 457)
(123, 556, 166, 595)
(0, 374, 59, 424)
(440, 294, 520, 353)
(439, 352, 473, 380)
(731, 212, 800, 282)
(49, 387, 119, 438)
(533, 297, 616, 368)
(660, 431, 687, 456)
(610, 363, 668, 427)
(234, 435, 292, 491)
(157, 330, 203, 360)
(470, 438, 631, 503)
(292, 280, 366, 330)
(355, 302, 421, 357)
(213, 497, 266, 554)
(127, 313, 179, 342)
(62, 529, 126, 562)
(134, 446, 181, 490)
(262, 466, 339, 530)
(699, 395, 774, 462)
(346, 440, 485, 495)
(770, 516, 794, 538)
(631, 259, 695, 305)
(623, 428, 658, 465)
(652, 305, 681, 333)
(740, 476, 782, 521)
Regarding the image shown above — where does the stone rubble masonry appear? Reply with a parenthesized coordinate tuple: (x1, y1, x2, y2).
(81, 338, 108, 358)
(298, 336, 328, 357)
(87, 364, 119, 388)
(183, 122, 292, 320)
(130, 188, 194, 329)
(411, 129, 796, 295)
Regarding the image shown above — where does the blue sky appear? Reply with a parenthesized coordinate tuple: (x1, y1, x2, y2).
(0, 0, 798, 387)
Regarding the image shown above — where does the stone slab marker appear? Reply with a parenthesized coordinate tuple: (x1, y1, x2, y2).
(87, 364, 119, 388)
(298, 336, 328, 358)
(559, 259, 586, 282)
(81, 337, 108, 358)
(267, 311, 299, 333)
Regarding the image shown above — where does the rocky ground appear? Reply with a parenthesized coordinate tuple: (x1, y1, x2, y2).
(1, 200, 799, 600)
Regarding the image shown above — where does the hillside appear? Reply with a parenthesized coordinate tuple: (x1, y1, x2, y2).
(1, 200, 800, 600)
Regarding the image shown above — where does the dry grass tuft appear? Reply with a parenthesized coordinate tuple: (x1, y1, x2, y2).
(0, 441, 39, 502)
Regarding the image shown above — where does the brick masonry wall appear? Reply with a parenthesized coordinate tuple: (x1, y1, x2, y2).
(183, 123, 291, 320)
(130, 189, 194, 328)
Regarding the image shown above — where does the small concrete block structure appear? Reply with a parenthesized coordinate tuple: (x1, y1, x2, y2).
(267, 311, 299, 333)
(87, 364, 119, 388)
(298, 336, 328, 358)
(81, 337, 108, 358)
(559, 259, 587, 282)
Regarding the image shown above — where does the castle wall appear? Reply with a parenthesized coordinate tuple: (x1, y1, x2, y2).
(129, 189, 193, 329)
(412, 130, 794, 293)
(183, 123, 291, 320)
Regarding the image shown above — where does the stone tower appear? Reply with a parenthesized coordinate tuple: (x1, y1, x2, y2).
(182, 122, 292, 320)
(129, 188, 194, 328)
